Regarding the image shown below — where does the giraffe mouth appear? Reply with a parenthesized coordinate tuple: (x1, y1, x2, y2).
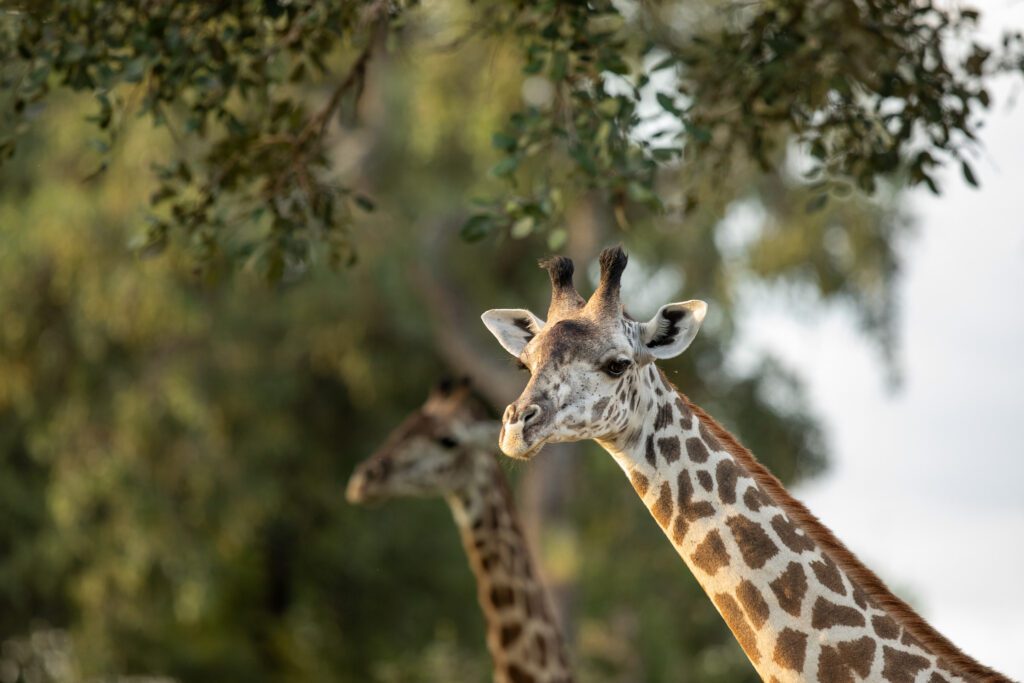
(498, 420, 549, 460)
(345, 468, 389, 505)
(345, 473, 373, 504)
(503, 442, 545, 461)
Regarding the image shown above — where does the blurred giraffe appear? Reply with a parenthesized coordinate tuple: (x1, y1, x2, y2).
(346, 379, 573, 683)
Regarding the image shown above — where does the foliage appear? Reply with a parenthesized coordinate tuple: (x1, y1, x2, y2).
(0, 1, 988, 682)
(1, 0, 1021, 276)
(0, 75, 899, 681)
(0, 0, 400, 278)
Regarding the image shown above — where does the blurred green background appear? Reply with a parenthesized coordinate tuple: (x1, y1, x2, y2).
(0, 3, 942, 682)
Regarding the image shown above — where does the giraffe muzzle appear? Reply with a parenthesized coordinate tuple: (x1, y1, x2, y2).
(345, 470, 369, 503)
(345, 457, 391, 504)
(499, 401, 547, 459)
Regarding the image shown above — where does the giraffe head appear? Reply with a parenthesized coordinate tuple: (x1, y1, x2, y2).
(482, 246, 707, 459)
(345, 378, 495, 503)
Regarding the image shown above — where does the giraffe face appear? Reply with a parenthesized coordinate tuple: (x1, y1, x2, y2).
(482, 247, 707, 459)
(346, 380, 492, 503)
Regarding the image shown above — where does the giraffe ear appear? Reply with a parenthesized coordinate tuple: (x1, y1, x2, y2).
(481, 309, 546, 357)
(640, 300, 707, 359)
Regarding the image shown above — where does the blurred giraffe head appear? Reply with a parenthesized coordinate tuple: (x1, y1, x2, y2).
(346, 378, 496, 503)
(481, 246, 707, 459)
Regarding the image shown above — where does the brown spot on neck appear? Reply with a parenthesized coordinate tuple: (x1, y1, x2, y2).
(873, 614, 900, 640)
(657, 435, 681, 463)
(726, 515, 779, 569)
(630, 470, 649, 497)
(818, 637, 876, 683)
(507, 664, 537, 683)
(490, 586, 515, 608)
(811, 597, 866, 629)
(676, 471, 714, 524)
(715, 458, 740, 504)
(882, 646, 930, 683)
(653, 402, 673, 430)
(685, 436, 709, 463)
(736, 580, 770, 629)
(811, 553, 847, 596)
(743, 485, 771, 512)
(651, 482, 673, 529)
(773, 628, 808, 671)
(770, 562, 808, 618)
(674, 393, 693, 429)
(691, 529, 730, 576)
(771, 513, 816, 554)
(699, 421, 721, 451)
(501, 624, 523, 647)
(713, 593, 761, 664)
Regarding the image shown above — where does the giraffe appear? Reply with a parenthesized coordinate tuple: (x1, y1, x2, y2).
(346, 378, 574, 683)
(480, 246, 1010, 683)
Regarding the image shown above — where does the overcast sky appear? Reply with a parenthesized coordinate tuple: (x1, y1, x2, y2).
(732, 1, 1024, 677)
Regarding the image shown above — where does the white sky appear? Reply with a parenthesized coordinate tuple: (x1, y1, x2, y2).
(732, 1, 1024, 676)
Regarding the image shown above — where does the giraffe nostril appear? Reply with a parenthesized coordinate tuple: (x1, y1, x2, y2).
(521, 404, 541, 425)
(366, 459, 390, 481)
(503, 404, 516, 423)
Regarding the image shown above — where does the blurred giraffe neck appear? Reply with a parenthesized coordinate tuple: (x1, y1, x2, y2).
(446, 450, 573, 683)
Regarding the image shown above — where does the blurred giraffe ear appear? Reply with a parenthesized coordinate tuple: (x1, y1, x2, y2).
(481, 309, 545, 357)
(640, 300, 707, 359)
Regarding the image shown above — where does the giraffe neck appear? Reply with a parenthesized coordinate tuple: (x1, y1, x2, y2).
(596, 365, 1005, 683)
(446, 450, 573, 683)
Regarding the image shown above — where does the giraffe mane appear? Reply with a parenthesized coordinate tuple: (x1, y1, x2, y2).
(676, 388, 1010, 683)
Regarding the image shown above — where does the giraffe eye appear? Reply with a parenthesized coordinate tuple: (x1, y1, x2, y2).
(438, 436, 458, 449)
(602, 358, 631, 377)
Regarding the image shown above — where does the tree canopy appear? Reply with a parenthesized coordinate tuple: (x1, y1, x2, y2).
(1, 0, 1021, 279)
(1, 1, 1021, 682)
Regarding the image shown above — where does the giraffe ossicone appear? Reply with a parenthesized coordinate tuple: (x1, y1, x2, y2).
(481, 246, 1009, 683)
(347, 378, 574, 683)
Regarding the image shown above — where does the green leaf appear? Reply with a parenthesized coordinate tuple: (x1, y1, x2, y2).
(491, 157, 519, 178)
(551, 52, 568, 81)
(627, 181, 656, 203)
(354, 194, 376, 212)
(523, 58, 544, 75)
(650, 55, 677, 72)
(569, 146, 597, 175)
(150, 185, 176, 205)
(656, 92, 679, 114)
(491, 132, 517, 152)
(460, 214, 494, 242)
(961, 160, 979, 187)
(122, 57, 147, 83)
(547, 228, 568, 251)
(510, 216, 534, 239)
(805, 194, 828, 213)
(27, 65, 50, 89)
(597, 98, 621, 118)
(683, 122, 711, 143)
